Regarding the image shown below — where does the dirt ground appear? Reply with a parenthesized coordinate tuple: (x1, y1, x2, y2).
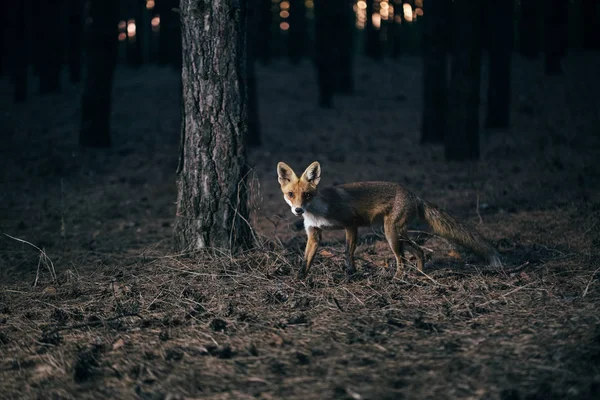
(1, 53, 600, 399)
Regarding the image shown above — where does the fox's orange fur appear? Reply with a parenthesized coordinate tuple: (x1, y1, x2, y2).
(277, 161, 501, 279)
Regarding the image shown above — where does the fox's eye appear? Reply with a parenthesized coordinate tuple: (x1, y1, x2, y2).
(288, 192, 294, 198)
(304, 193, 312, 200)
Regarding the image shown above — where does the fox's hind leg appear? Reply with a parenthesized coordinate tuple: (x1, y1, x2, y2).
(384, 217, 406, 279)
(401, 234, 425, 272)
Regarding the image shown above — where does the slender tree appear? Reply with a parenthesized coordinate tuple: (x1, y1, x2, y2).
(581, 0, 600, 50)
(288, 0, 306, 64)
(314, 0, 337, 107)
(445, 0, 482, 161)
(67, 0, 83, 83)
(38, 0, 63, 94)
(247, 1, 261, 147)
(544, 0, 568, 75)
(175, 0, 252, 251)
(485, 0, 514, 129)
(256, 0, 272, 65)
(518, 0, 539, 58)
(421, 0, 450, 144)
(337, 0, 355, 95)
(364, 0, 382, 60)
(12, 0, 28, 102)
(80, 0, 118, 148)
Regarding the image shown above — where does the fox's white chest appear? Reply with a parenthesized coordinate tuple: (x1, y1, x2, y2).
(303, 212, 338, 230)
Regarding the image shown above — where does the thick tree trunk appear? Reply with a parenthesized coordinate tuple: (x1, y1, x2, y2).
(175, 0, 252, 252)
(364, 0, 382, 60)
(421, 0, 449, 144)
(518, 0, 539, 58)
(80, 0, 118, 148)
(67, 0, 83, 83)
(445, 0, 482, 161)
(288, 0, 306, 64)
(38, 0, 63, 94)
(485, 0, 514, 129)
(544, 0, 568, 75)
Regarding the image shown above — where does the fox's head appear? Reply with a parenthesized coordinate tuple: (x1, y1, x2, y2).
(277, 161, 321, 216)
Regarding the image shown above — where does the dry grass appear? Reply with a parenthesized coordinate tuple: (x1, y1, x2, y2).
(1, 55, 600, 399)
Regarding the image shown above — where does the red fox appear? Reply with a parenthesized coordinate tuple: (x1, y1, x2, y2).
(277, 161, 502, 279)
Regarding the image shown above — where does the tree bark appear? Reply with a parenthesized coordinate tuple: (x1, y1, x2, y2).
(38, 0, 63, 94)
(80, 0, 118, 148)
(67, 0, 83, 83)
(544, 0, 568, 75)
(175, 0, 252, 252)
(518, 0, 539, 58)
(485, 0, 513, 129)
(445, 0, 482, 161)
(421, 0, 449, 144)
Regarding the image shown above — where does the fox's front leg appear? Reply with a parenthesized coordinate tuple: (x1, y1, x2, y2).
(299, 227, 321, 279)
(344, 226, 358, 277)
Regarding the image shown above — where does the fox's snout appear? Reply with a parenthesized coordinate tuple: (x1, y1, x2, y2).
(294, 207, 304, 216)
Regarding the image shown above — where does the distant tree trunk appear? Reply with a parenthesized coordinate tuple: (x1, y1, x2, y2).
(445, 0, 482, 161)
(519, 0, 539, 58)
(288, 0, 306, 64)
(128, 0, 144, 68)
(256, 0, 272, 65)
(175, 0, 252, 252)
(544, 0, 568, 75)
(421, 0, 449, 144)
(364, 0, 382, 60)
(38, 0, 63, 94)
(314, 0, 337, 107)
(337, 0, 354, 95)
(391, 1, 404, 59)
(67, 0, 83, 83)
(80, 0, 118, 148)
(157, 0, 181, 68)
(10, 0, 28, 102)
(0, 2, 5, 78)
(581, 0, 600, 50)
(247, 2, 261, 147)
(485, 0, 514, 129)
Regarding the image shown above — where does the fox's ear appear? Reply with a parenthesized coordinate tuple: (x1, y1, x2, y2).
(301, 161, 321, 186)
(277, 162, 297, 186)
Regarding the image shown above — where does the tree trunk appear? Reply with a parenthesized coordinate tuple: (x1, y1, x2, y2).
(247, 1, 261, 147)
(445, 0, 482, 161)
(518, 0, 539, 58)
(364, 0, 382, 60)
(314, 0, 337, 107)
(336, 0, 354, 95)
(38, 0, 63, 94)
(421, 0, 449, 144)
(8, 0, 31, 103)
(581, 0, 600, 50)
(256, 0, 272, 65)
(544, 0, 568, 75)
(175, 0, 252, 252)
(80, 0, 118, 148)
(67, 0, 83, 83)
(127, 0, 144, 68)
(288, 0, 306, 64)
(485, 0, 514, 129)
(157, 0, 181, 68)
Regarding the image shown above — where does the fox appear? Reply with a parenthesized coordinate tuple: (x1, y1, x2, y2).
(277, 161, 502, 279)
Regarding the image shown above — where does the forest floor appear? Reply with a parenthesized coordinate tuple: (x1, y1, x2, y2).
(1, 53, 600, 400)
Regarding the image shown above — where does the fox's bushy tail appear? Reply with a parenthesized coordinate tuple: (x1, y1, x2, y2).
(418, 199, 502, 267)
